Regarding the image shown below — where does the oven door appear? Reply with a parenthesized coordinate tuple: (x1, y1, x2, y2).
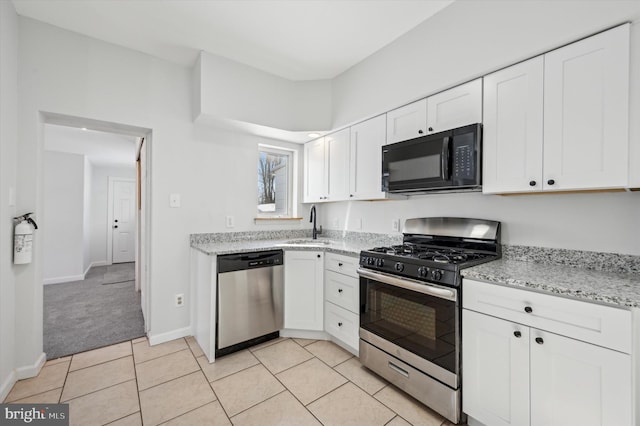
(358, 268, 459, 389)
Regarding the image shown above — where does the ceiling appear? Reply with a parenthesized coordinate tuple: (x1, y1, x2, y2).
(44, 124, 137, 168)
(12, 0, 454, 81)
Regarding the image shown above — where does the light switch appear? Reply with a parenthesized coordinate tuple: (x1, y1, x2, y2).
(169, 193, 181, 208)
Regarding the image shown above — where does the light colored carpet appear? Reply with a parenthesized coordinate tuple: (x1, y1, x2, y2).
(44, 262, 145, 359)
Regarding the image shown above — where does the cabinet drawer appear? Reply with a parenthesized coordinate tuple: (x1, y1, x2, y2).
(325, 270, 359, 313)
(463, 279, 632, 353)
(324, 301, 359, 351)
(325, 252, 359, 278)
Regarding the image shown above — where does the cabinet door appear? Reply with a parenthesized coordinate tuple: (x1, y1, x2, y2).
(386, 98, 427, 144)
(483, 57, 544, 194)
(304, 138, 326, 203)
(530, 330, 632, 426)
(284, 251, 324, 330)
(325, 129, 350, 201)
(426, 78, 482, 133)
(543, 24, 630, 191)
(350, 115, 386, 200)
(462, 310, 530, 426)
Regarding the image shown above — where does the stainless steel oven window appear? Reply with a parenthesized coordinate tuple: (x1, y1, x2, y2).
(360, 276, 458, 375)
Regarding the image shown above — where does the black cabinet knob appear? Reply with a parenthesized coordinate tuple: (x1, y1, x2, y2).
(428, 127, 434, 132)
(535, 337, 544, 345)
(547, 179, 555, 185)
(317, 254, 321, 258)
(338, 288, 343, 293)
(338, 263, 343, 267)
(418, 129, 424, 134)
(113, 225, 118, 229)
(524, 306, 533, 313)
(513, 331, 522, 338)
(350, 194, 354, 197)
(529, 181, 536, 187)
(338, 322, 343, 327)
(114, 219, 119, 223)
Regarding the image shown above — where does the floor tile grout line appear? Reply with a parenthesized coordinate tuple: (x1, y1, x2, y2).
(57, 356, 73, 404)
(155, 399, 216, 425)
(67, 352, 133, 374)
(133, 339, 189, 365)
(203, 375, 233, 424)
(136, 365, 203, 393)
(135, 346, 192, 367)
(201, 356, 261, 384)
(102, 411, 141, 426)
(59, 378, 137, 404)
(130, 340, 144, 425)
(6, 386, 64, 405)
(226, 389, 288, 421)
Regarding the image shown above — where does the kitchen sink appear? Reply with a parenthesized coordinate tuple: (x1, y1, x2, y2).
(280, 239, 333, 247)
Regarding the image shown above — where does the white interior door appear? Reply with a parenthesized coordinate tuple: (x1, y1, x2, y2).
(111, 178, 136, 263)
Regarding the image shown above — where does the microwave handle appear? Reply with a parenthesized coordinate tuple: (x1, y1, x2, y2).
(441, 137, 451, 180)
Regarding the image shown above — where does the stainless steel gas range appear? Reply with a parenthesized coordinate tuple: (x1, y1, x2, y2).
(358, 217, 501, 425)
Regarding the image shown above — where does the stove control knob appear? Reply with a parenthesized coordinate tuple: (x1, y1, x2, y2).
(432, 270, 443, 281)
(417, 266, 428, 278)
(376, 258, 384, 267)
(394, 262, 404, 272)
(367, 257, 375, 266)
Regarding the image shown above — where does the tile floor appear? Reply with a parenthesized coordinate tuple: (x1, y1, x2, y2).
(3, 336, 461, 426)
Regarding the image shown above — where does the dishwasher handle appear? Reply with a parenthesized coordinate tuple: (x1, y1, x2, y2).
(218, 249, 284, 273)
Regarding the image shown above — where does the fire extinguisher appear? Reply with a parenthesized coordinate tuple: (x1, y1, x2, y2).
(13, 212, 38, 265)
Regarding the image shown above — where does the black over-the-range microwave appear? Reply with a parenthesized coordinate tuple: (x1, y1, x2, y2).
(382, 123, 482, 193)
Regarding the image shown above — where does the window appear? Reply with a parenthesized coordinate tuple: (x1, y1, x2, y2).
(257, 145, 293, 217)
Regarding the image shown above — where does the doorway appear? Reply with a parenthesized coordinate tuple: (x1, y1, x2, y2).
(40, 113, 152, 359)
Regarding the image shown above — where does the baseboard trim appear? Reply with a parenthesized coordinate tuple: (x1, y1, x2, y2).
(43, 274, 85, 285)
(0, 371, 17, 403)
(148, 326, 192, 346)
(90, 261, 107, 268)
(15, 352, 46, 380)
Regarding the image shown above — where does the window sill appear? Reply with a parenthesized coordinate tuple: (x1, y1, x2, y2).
(254, 217, 304, 225)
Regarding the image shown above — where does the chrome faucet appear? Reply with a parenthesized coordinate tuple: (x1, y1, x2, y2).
(309, 205, 322, 239)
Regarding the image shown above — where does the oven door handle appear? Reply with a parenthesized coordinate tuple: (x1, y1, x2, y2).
(357, 268, 457, 302)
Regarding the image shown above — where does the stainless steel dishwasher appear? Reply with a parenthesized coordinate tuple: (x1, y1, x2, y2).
(216, 249, 284, 357)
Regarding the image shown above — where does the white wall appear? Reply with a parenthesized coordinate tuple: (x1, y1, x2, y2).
(43, 151, 86, 283)
(331, 1, 640, 128)
(197, 52, 332, 131)
(90, 164, 136, 265)
(0, 0, 19, 401)
(16, 16, 312, 362)
(83, 157, 91, 273)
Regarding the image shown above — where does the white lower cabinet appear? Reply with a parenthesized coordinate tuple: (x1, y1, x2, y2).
(323, 253, 360, 353)
(463, 280, 633, 426)
(284, 251, 324, 331)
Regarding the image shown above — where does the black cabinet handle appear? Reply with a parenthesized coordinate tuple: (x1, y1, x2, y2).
(338, 288, 343, 293)
(535, 337, 544, 345)
(428, 127, 434, 132)
(524, 306, 533, 313)
(514, 331, 522, 338)
(338, 322, 343, 327)
(547, 179, 555, 185)
(418, 129, 424, 134)
(529, 181, 536, 187)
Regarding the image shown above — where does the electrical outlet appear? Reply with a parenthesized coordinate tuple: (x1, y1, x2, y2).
(226, 216, 235, 228)
(392, 219, 400, 232)
(175, 294, 184, 307)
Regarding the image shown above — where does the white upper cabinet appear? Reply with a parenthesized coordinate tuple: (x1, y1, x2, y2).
(386, 98, 427, 144)
(325, 129, 351, 201)
(304, 137, 327, 203)
(426, 78, 482, 134)
(543, 24, 630, 191)
(386, 79, 482, 144)
(484, 24, 630, 194)
(350, 115, 386, 200)
(483, 57, 544, 193)
(303, 129, 350, 203)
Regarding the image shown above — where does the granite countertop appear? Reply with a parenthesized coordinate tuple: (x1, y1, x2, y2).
(464, 259, 640, 308)
(191, 237, 371, 257)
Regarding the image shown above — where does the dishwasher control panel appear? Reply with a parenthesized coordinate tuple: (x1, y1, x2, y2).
(218, 249, 284, 273)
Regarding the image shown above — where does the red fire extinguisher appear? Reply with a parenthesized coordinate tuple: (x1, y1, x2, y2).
(13, 213, 38, 265)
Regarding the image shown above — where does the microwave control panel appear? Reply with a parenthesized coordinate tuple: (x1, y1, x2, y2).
(452, 133, 476, 181)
